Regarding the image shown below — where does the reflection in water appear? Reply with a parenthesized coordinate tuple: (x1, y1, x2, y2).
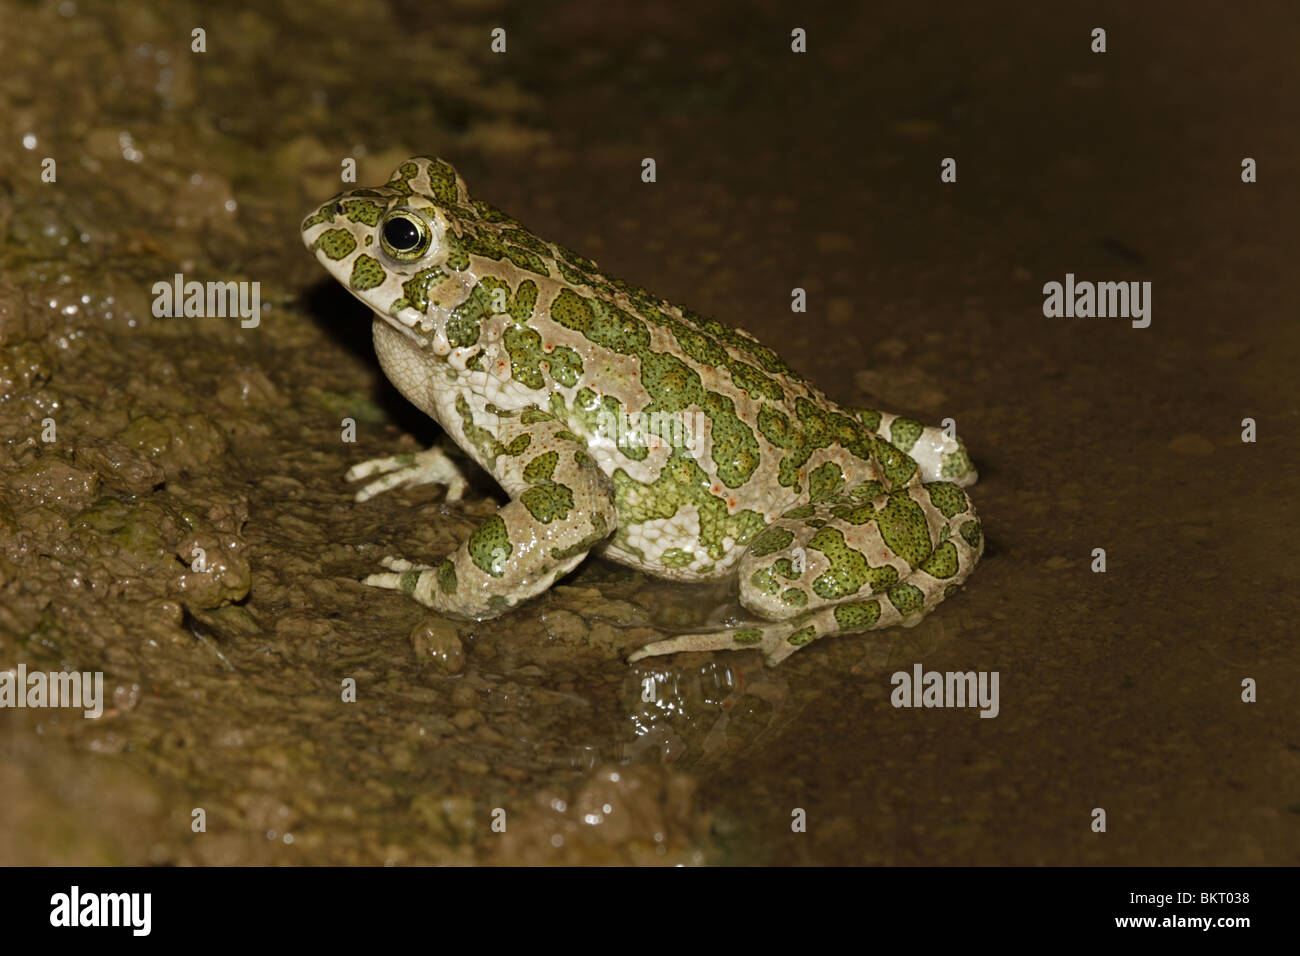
(616, 611, 975, 770)
(621, 655, 800, 769)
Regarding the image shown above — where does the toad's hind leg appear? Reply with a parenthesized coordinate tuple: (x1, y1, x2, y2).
(628, 480, 983, 666)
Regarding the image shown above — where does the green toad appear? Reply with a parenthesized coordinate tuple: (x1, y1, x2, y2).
(302, 158, 984, 665)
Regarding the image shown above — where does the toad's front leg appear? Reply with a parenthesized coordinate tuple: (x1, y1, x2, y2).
(361, 413, 617, 619)
(347, 442, 469, 502)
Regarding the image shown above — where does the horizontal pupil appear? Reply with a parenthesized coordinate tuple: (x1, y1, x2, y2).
(384, 218, 420, 250)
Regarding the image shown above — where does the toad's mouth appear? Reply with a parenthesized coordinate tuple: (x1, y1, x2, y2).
(369, 308, 477, 364)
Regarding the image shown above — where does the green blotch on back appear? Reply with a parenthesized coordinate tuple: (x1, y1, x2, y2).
(552, 289, 650, 354)
(758, 399, 878, 490)
(470, 197, 512, 223)
(872, 436, 919, 490)
(551, 288, 594, 332)
(960, 519, 982, 549)
(450, 276, 538, 349)
(700, 390, 760, 487)
(680, 307, 798, 378)
(469, 515, 511, 577)
(504, 279, 539, 323)
(501, 227, 550, 255)
(443, 232, 471, 271)
(809, 461, 846, 502)
(462, 224, 505, 261)
(926, 481, 969, 519)
(547, 346, 583, 387)
(851, 480, 887, 501)
(667, 320, 729, 367)
(557, 259, 590, 287)
(919, 540, 959, 579)
(829, 500, 877, 525)
(555, 243, 599, 273)
(889, 418, 924, 453)
(852, 408, 883, 431)
(504, 244, 551, 277)
(834, 600, 881, 630)
(573, 387, 648, 461)
(725, 359, 784, 401)
(639, 351, 703, 412)
(446, 299, 485, 348)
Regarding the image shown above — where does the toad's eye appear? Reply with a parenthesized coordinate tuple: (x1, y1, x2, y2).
(379, 211, 430, 261)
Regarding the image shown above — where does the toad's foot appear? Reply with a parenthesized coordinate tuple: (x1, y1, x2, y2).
(361, 556, 437, 592)
(628, 608, 865, 668)
(628, 602, 930, 667)
(346, 446, 469, 503)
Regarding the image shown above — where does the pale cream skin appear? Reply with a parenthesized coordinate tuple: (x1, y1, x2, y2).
(303, 157, 983, 664)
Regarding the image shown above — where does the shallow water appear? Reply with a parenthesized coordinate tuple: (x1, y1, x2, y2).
(1, 0, 1296, 865)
